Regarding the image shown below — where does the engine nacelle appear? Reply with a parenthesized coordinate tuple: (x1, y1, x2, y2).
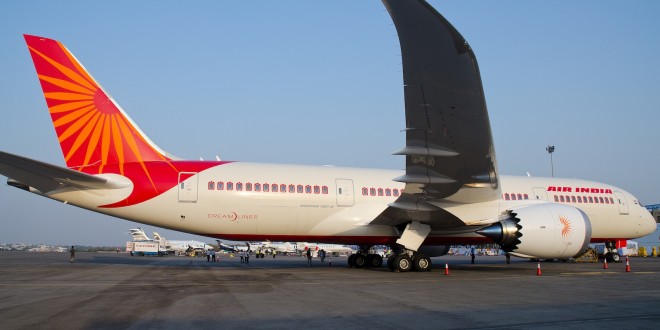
(478, 203, 592, 259)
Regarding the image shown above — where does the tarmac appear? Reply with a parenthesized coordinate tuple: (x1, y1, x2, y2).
(1, 252, 659, 329)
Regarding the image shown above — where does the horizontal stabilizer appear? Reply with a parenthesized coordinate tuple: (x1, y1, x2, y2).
(0, 150, 129, 193)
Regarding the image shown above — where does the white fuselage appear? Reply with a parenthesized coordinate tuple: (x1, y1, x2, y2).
(44, 162, 656, 246)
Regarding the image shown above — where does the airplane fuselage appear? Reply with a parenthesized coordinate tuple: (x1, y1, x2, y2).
(38, 162, 655, 247)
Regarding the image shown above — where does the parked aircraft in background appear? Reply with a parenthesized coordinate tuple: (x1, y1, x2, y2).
(153, 232, 213, 253)
(128, 228, 211, 253)
(298, 243, 356, 256)
(0, 0, 655, 273)
(216, 240, 353, 256)
(128, 228, 151, 242)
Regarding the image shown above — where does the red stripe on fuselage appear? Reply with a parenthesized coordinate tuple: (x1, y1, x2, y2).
(85, 160, 229, 208)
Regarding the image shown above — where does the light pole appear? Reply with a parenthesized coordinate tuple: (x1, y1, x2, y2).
(546, 145, 555, 177)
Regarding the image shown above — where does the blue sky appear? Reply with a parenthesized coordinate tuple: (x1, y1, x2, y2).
(1, 1, 659, 246)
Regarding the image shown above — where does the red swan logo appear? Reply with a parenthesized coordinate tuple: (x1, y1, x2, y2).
(559, 216, 572, 238)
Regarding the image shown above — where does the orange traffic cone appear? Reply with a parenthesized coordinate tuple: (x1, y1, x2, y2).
(536, 261, 542, 276)
(444, 262, 450, 275)
(603, 258, 608, 269)
(625, 256, 631, 272)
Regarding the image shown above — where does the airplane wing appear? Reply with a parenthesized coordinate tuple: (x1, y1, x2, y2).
(0, 150, 128, 193)
(373, 0, 500, 227)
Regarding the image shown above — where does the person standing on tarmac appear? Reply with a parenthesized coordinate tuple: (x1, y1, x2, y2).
(206, 249, 211, 262)
(470, 247, 476, 264)
(306, 248, 312, 266)
(69, 245, 75, 263)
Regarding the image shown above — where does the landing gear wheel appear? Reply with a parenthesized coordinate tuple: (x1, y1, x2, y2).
(394, 254, 412, 272)
(387, 255, 397, 271)
(607, 252, 621, 263)
(354, 254, 366, 268)
(412, 254, 432, 272)
(366, 254, 383, 268)
(348, 254, 357, 268)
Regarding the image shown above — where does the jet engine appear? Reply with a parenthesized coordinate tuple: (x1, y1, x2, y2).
(478, 203, 591, 259)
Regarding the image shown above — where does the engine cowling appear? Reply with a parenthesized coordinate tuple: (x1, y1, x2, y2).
(478, 203, 592, 259)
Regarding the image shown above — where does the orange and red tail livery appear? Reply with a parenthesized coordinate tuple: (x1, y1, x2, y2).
(24, 34, 171, 174)
(23, 35, 223, 207)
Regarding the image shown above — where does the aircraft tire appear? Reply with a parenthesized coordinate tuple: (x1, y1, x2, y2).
(367, 254, 383, 268)
(387, 255, 397, 271)
(412, 254, 431, 272)
(348, 254, 357, 268)
(354, 254, 366, 268)
(394, 254, 412, 272)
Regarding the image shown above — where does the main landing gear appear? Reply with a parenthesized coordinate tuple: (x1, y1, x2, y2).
(347, 252, 383, 268)
(386, 251, 432, 272)
(347, 248, 431, 272)
(348, 221, 433, 272)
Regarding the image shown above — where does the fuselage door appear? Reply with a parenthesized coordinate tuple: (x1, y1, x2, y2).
(178, 172, 198, 202)
(532, 187, 548, 201)
(614, 191, 629, 215)
(336, 179, 354, 207)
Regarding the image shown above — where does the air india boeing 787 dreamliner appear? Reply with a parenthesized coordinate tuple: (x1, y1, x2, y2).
(0, 0, 655, 272)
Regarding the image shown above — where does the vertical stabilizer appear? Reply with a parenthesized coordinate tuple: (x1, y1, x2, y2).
(24, 34, 175, 174)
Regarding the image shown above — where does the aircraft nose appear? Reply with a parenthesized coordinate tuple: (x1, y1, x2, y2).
(641, 211, 658, 236)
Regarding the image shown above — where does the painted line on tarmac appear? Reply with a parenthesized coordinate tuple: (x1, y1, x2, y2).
(560, 271, 656, 276)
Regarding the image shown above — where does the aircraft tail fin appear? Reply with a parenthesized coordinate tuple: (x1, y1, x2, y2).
(23, 34, 175, 174)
